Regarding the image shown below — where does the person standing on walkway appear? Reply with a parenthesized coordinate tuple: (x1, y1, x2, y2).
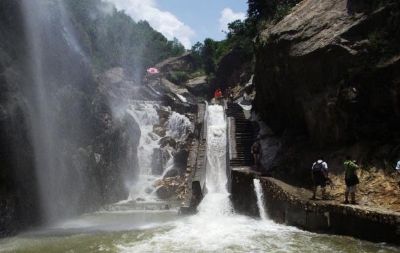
(344, 156, 360, 204)
(311, 157, 329, 200)
(251, 139, 262, 171)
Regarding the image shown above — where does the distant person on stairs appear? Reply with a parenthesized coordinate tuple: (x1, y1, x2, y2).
(251, 139, 262, 171)
(311, 157, 329, 200)
(343, 156, 360, 204)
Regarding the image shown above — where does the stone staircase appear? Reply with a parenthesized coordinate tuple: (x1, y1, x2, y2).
(226, 102, 256, 167)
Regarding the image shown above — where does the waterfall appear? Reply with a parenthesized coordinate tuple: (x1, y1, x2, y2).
(126, 103, 160, 200)
(197, 104, 231, 215)
(21, 0, 92, 223)
(254, 178, 268, 220)
(126, 102, 192, 201)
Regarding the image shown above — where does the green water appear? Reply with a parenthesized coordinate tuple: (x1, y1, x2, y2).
(0, 207, 398, 253)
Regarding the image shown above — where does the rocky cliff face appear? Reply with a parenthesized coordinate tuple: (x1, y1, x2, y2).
(212, 47, 253, 95)
(253, 0, 400, 189)
(0, 0, 41, 235)
(255, 0, 400, 146)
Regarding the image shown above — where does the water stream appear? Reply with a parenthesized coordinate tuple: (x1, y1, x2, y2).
(254, 178, 268, 220)
(126, 103, 160, 201)
(0, 104, 398, 252)
(20, 0, 93, 222)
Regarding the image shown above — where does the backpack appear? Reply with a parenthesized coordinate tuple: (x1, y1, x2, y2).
(313, 162, 323, 172)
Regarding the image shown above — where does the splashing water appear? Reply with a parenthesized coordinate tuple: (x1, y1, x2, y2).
(126, 103, 160, 200)
(0, 104, 398, 252)
(166, 111, 192, 141)
(254, 178, 268, 220)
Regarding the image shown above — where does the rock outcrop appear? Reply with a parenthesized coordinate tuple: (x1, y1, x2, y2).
(254, 0, 400, 145)
(212, 47, 253, 95)
(252, 0, 400, 190)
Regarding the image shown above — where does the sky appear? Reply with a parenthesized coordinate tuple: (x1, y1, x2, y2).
(103, 0, 248, 48)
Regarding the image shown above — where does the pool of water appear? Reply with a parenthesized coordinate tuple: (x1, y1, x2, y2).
(0, 199, 398, 253)
(1, 104, 398, 253)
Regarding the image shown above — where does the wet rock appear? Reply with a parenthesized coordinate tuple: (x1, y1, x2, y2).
(164, 168, 180, 178)
(152, 146, 174, 176)
(155, 185, 175, 199)
(157, 107, 171, 126)
(153, 125, 166, 137)
(151, 148, 163, 175)
(174, 148, 189, 173)
(159, 136, 177, 149)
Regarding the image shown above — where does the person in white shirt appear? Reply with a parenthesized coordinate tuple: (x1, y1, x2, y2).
(311, 157, 329, 200)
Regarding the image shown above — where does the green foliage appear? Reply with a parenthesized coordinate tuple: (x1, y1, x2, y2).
(365, 1, 400, 58)
(201, 38, 218, 74)
(65, 0, 185, 74)
(247, 0, 300, 22)
(191, 18, 256, 76)
(274, 2, 294, 21)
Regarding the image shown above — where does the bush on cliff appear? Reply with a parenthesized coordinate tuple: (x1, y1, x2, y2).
(247, 0, 301, 22)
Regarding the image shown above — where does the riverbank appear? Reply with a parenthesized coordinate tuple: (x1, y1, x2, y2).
(231, 167, 400, 245)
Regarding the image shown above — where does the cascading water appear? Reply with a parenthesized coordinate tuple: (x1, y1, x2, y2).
(254, 178, 268, 220)
(21, 0, 92, 222)
(126, 103, 160, 200)
(1, 105, 398, 253)
(200, 104, 231, 214)
(125, 102, 192, 201)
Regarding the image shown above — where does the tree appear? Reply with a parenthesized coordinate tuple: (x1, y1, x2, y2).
(201, 38, 217, 74)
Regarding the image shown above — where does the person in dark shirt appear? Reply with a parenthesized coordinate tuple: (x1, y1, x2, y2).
(251, 140, 262, 170)
(343, 156, 359, 204)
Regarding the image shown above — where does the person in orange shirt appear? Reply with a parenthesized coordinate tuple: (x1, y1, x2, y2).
(214, 88, 222, 98)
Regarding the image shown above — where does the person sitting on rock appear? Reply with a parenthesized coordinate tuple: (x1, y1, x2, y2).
(251, 139, 262, 171)
(343, 156, 360, 204)
(311, 157, 329, 200)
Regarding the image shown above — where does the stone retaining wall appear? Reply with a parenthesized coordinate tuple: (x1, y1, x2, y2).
(231, 168, 400, 245)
